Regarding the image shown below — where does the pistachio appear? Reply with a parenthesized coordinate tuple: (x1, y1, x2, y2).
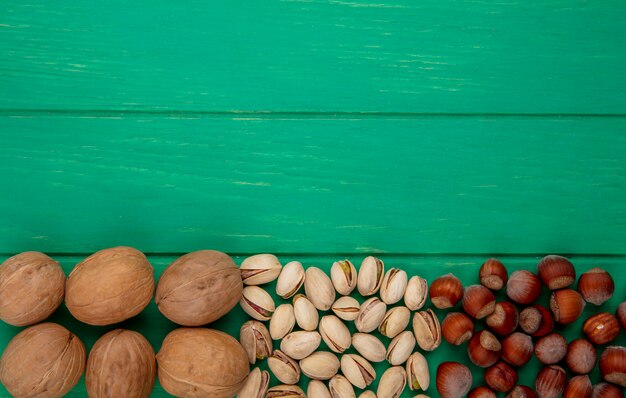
(380, 268, 408, 305)
(308, 380, 332, 398)
(240, 286, 275, 321)
(329, 375, 356, 398)
(352, 333, 387, 363)
(304, 267, 336, 311)
(266, 385, 305, 398)
(293, 294, 319, 331)
(268, 350, 300, 385)
(280, 331, 321, 360)
(355, 297, 387, 333)
(320, 315, 351, 353)
(237, 367, 269, 398)
(331, 260, 357, 295)
(300, 351, 340, 380)
(332, 296, 361, 321)
(377, 366, 407, 398)
(239, 320, 272, 364)
(386, 331, 416, 366)
(341, 354, 376, 389)
(358, 392, 376, 398)
(412, 309, 442, 351)
(270, 304, 296, 340)
(357, 256, 385, 296)
(406, 352, 430, 391)
(276, 261, 305, 299)
(404, 276, 428, 311)
(240, 254, 282, 285)
(379, 306, 411, 338)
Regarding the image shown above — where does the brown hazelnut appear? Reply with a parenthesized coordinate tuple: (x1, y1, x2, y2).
(467, 330, 502, 368)
(565, 338, 597, 374)
(577, 268, 614, 305)
(502, 332, 533, 367)
(0, 323, 86, 398)
(86, 329, 156, 398)
(462, 285, 496, 319)
(535, 365, 566, 398)
(534, 333, 568, 365)
(480, 258, 508, 290)
(156, 250, 242, 326)
(442, 312, 474, 346)
(563, 375, 592, 398)
(0, 251, 65, 327)
(599, 346, 626, 387)
(469, 386, 497, 398)
(537, 255, 575, 290)
(430, 273, 464, 309)
(583, 312, 620, 345)
(617, 302, 626, 330)
(507, 270, 542, 304)
(519, 305, 553, 337)
(66, 246, 154, 326)
(485, 361, 518, 392)
(486, 301, 519, 336)
(549, 289, 586, 324)
(592, 382, 624, 398)
(436, 362, 472, 398)
(157, 328, 249, 398)
(506, 385, 538, 398)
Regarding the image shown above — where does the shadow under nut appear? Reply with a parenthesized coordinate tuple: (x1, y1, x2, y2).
(66, 247, 154, 326)
(155, 250, 243, 326)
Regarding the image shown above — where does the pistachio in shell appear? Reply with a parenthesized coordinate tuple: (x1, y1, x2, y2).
(86, 329, 155, 398)
(0, 251, 65, 326)
(66, 246, 154, 326)
(156, 250, 242, 326)
(0, 322, 86, 398)
(156, 327, 250, 398)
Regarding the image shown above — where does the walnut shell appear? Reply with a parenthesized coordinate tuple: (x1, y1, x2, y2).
(66, 246, 154, 326)
(156, 328, 249, 398)
(0, 251, 65, 326)
(86, 329, 156, 398)
(155, 250, 242, 326)
(0, 322, 86, 398)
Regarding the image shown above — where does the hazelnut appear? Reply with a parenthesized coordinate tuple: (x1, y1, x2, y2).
(66, 247, 155, 326)
(430, 273, 464, 309)
(442, 312, 474, 346)
(535, 365, 566, 398)
(550, 289, 586, 324)
(480, 258, 508, 290)
(0, 323, 86, 398)
(563, 375, 592, 398)
(502, 332, 533, 367)
(599, 346, 626, 387)
(0, 251, 65, 326)
(565, 338, 597, 374)
(469, 386, 497, 398)
(519, 305, 553, 337)
(577, 268, 614, 305)
(592, 382, 624, 398)
(507, 270, 541, 304)
(86, 329, 156, 398)
(462, 285, 496, 319)
(436, 362, 472, 398)
(617, 302, 626, 330)
(485, 361, 518, 392)
(583, 312, 620, 345)
(467, 330, 501, 368)
(534, 333, 567, 365)
(506, 385, 538, 398)
(486, 302, 519, 336)
(537, 255, 575, 290)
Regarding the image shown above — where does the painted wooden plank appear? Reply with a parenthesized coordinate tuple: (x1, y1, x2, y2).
(1, 1, 625, 113)
(0, 254, 624, 397)
(1, 115, 625, 255)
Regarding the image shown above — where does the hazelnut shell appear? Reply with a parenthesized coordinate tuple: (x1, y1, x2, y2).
(430, 273, 464, 309)
(577, 268, 614, 305)
(582, 312, 620, 345)
(479, 258, 508, 290)
(550, 289, 586, 325)
(506, 270, 541, 305)
(537, 255, 575, 290)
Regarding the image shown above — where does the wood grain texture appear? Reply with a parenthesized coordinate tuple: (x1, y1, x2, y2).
(1, 116, 626, 255)
(0, 254, 624, 397)
(1, 0, 625, 113)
